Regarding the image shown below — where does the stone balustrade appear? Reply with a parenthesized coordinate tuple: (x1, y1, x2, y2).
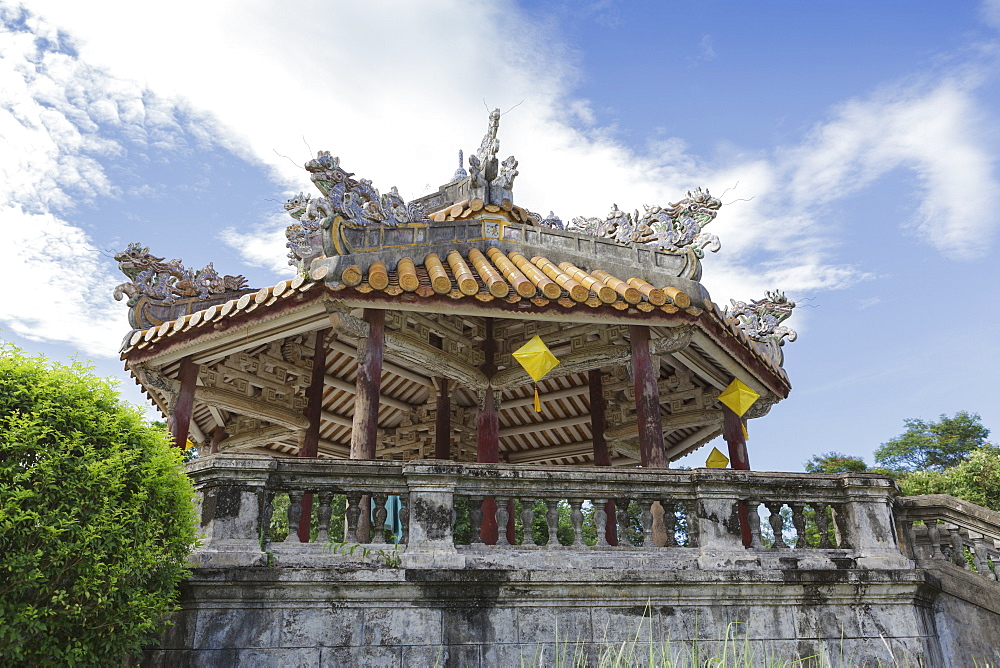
(897, 494, 1000, 582)
(186, 454, 928, 572)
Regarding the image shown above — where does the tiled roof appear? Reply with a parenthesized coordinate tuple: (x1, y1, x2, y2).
(119, 248, 787, 387)
(331, 248, 700, 314)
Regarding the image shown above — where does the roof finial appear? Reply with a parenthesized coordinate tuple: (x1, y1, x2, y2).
(451, 149, 468, 182)
(476, 108, 502, 165)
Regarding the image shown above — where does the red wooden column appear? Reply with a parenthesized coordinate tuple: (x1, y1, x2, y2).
(477, 318, 500, 544)
(431, 334, 452, 460)
(629, 325, 667, 468)
(589, 369, 618, 545)
(723, 405, 753, 547)
(169, 356, 200, 450)
(435, 378, 451, 459)
(298, 328, 329, 542)
(209, 426, 227, 455)
(351, 310, 384, 460)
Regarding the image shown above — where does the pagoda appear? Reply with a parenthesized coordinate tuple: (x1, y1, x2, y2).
(127, 113, 1000, 668)
(116, 109, 797, 480)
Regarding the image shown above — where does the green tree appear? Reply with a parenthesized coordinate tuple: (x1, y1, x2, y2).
(897, 446, 1000, 512)
(804, 451, 870, 473)
(0, 344, 198, 665)
(874, 411, 991, 472)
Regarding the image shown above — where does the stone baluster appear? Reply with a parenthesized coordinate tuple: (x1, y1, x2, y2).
(594, 498, 609, 547)
(946, 525, 965, 567)
(814, 503, 833, 549)
(745, 500, 764, 550)
(661, 500, 678, 547)
(832, 504, 851, 549)
(286, 491, 304, 542)
(316, 492, 333, 543)
(546, 499, 560, 547)
(790, 503, 807, 548)
(765, 502, 786, 549)
(616, 499, 631, 546)
(371, 493, 388, 544)
(927, 522, 944, 559)
(495, 497, 510, 546)
(972, 534, 997, 580)
(345, 493, 362, 543)
(260, 491, 276, 548)
(898, 519, 917, 559)
(684, 500, 698, 547)
(469, 496, 484, 545)
(568, 499, 584, 546)
(520, 499, 536, 546)
(639, 499, 654, 548)
(399, 493, 409, 545)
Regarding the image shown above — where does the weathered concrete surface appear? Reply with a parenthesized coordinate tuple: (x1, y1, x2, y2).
(919, 564, 1000, 666)
(141, 564, 974, 667)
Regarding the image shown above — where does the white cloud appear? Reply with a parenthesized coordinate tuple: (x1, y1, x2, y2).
(0, 205, 127, 356)
(4, 0, 1000, 361)
(783, 81, 998, 259)
(0, 6, 219, 357)
(219, 213, 291, 275)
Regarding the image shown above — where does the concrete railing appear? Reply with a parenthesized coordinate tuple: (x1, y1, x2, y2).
(186, 454, 924, 571)
(897, 494, 1000, 582)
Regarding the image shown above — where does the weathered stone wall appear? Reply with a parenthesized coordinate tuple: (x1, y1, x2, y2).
(149, 457, 1000, 666)
(142, 564, 978, 667)
(922, 565, 1000, 666)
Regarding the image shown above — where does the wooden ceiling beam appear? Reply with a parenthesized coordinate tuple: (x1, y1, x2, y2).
(327, 340, 434, 389)
(665, 425, 723, 462)
(505, 439, 594, 464)
(322, 373, 412, 413)
(502, 384, 589, 409)
(500, 414, 591, 437)
(196, 386, 309, 430)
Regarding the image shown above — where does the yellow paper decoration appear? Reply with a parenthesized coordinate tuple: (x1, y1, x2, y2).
(513, 335, 560, 413)
(706, 447, 729, 468)
(717, 378, 760, 417)
(185, 439, 197, 451)
(513, 335, 560, 381)
(741, 422, 749, 441)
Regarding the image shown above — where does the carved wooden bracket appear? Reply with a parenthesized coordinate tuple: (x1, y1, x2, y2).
(131, 362, 179, 412)
(648, 325, 695, 356)
(196, 385, 310, 430)
(327, 301, 489, 390)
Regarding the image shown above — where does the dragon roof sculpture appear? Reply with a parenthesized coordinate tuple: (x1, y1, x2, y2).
(565, 188, 723, 258)
(113, 243, 253, 329)
(724, 290, 798, 367)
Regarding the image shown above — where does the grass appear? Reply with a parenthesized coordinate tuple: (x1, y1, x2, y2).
(428, 604, 967, 668)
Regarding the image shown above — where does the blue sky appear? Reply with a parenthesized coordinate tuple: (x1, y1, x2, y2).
(2, 1, 998, 471)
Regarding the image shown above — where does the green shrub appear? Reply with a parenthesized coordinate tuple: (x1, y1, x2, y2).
(0, 344, 198, 665)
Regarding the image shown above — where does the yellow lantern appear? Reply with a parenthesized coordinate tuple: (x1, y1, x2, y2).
(717, 378, 759, 417)
(512, 335, 560, 412)
(705, 447, 730, 469)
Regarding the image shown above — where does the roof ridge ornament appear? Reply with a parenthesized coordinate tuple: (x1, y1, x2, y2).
(566, 187, 723, 257)
(725, 290, 798, 343)
(451, 150, 468, 182)
(467, 108, 519, 208)
(284, 151, 433, 268)
(112, 243, 249, 306)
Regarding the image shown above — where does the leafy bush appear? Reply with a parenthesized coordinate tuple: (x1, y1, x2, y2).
(0, 344, 197, 665)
